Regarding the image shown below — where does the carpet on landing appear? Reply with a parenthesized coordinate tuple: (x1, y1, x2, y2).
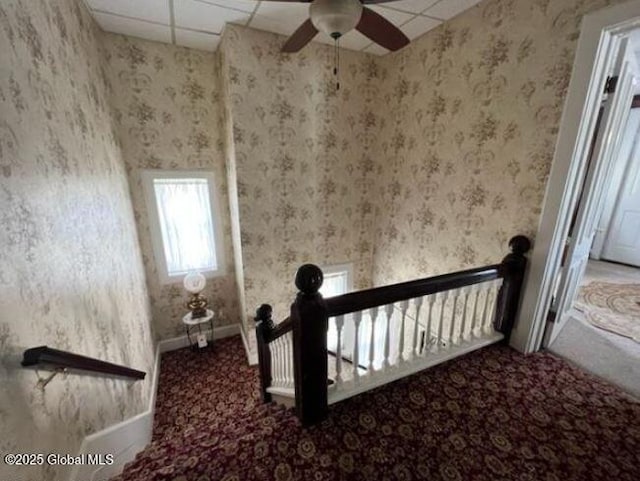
(116, 336, 640, 481)
(575, 281, 640, 343)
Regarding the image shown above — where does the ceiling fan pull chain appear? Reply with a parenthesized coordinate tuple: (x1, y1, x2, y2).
(334, 37, 340, 91)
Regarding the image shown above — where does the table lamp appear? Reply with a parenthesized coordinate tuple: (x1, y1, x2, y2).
(183, 272, 208, 319)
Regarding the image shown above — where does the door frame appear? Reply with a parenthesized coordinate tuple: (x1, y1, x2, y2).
(510, 0, 640, 353)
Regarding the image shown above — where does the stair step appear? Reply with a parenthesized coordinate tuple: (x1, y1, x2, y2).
(121, 403, 296, 475)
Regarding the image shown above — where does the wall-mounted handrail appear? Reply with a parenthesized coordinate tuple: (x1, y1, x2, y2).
(22, 346, 146, 380)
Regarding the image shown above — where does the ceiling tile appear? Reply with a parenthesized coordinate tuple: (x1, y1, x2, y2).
(368, 6, 414, 26)
(193, 0, 256, 14)
(254, 2, 309, 21)
(363, 43, 389, 56)
(381, 0, 439, 15)
(251, 2, 309, 36)
(175, 28, 221, 51)
(422, 0, 481, 20)
(92, 11, 172, 43)
(400, 14, 441, 40)
(173, 0, 251, 34)
(249, 14, 301, 37)
(85, 0, 171, 24)
(314, 30, 370, 51)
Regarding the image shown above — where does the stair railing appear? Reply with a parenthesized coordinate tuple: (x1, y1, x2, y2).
(255, 235, 531, 426)
(21, 346, 146, 389)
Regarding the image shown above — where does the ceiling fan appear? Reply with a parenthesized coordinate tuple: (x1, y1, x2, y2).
(262, 0, 410, 53)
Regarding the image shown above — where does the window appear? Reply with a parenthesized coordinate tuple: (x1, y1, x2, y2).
(141, 170, 224, 284)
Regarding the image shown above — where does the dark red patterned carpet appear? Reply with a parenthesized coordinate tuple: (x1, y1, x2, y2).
(116, 336, 640, 481)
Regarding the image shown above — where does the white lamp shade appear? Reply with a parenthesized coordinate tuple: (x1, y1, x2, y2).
(183, 272, 206, 294)
(310, 0, 363, 38)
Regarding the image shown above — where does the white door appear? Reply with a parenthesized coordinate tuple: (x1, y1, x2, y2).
(544, 41, 639, 346)
(602, 138, 640, 266)
(591, 109, 640, 258)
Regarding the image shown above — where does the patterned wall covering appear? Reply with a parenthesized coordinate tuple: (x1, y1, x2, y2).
(102, 34, 240, 339)
(0, 0, 631, 475)
(370, 0, 620, 287)
(0, 1, 155, 480)
(220, 25, 382, 321)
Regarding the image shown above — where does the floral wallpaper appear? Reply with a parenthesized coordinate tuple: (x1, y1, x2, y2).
(102, 34, 240, 339)
(0, 0, 632, 474)
(0, 1, 155, 480)
(370, 0, 621, 286)
(220, 25, 381, 322)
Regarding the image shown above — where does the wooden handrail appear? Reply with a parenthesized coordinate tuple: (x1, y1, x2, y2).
(266, 317, 292, 342)
(325, 264, 501, 317)
(21, 346, 146, 380)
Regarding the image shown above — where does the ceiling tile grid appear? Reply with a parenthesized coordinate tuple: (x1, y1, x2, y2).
(83, 0, 482, 55)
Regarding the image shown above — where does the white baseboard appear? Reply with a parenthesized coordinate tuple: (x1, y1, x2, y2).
(68, 323, 241, 481)
(158, 323, 240, 353)
(240, 324, 258, 365)
(68, 344, 161, 481)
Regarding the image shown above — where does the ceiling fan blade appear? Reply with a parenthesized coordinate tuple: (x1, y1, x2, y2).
(282, 19, 318, 52)
(356, 7, 410, 51)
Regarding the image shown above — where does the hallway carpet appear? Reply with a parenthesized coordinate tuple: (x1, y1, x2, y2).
(116, 336, 640, 481)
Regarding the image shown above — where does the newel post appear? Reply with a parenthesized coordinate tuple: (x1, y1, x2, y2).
(291, 264, 328, 426)
(255, 304, 275, 403)
(494, 235, 531, 342)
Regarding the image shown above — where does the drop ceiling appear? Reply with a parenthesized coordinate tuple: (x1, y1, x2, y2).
(84, 0, 482, 55)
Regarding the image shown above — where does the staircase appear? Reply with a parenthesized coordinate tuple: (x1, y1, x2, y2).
(117, 235, 532, 480)
(112, 337, 297, 481)
(118, 401, 297, 480)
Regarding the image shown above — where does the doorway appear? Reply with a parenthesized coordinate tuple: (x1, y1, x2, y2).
(512, 1, 640, 356)
(548, 96, 640, 397)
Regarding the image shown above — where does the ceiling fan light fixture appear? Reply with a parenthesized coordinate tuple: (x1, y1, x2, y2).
(310, 0, 363, 38)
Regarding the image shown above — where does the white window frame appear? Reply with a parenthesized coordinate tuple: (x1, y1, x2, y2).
(320, 263, 354, 297)
(141, 169, 225, 285)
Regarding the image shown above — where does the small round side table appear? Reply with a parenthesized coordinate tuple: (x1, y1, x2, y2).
(182, 309, 215, 351)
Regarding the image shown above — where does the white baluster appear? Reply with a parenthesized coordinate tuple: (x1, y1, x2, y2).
(278, 337, 285, 386)
(458, 287, 470, 343)
(425, 294, 436, 354)
(436, 291, 448, 351)
(286, 333, 293, 388)
(270, 343, 277, 386)
(448, 289, 459, 346)
(398, 300, 409, 364)
(479, 284, 491, 338)
(383, 304, 393, 370)
(282, 336, 288, 387)
(335, 315, 344, 385)
(272, 338, 280, 386)
(353, 311, 362, 383)
(485, 280, 502, 334)
(412, 297, 423, 358)
(470, 285, 481, 338)
(368, 306, 379, 373)
(279, 337, 286, 386)
(409, 297, 422, 361)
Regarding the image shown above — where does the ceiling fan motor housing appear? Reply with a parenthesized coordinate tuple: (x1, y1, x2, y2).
(310, 0, 363, 38)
